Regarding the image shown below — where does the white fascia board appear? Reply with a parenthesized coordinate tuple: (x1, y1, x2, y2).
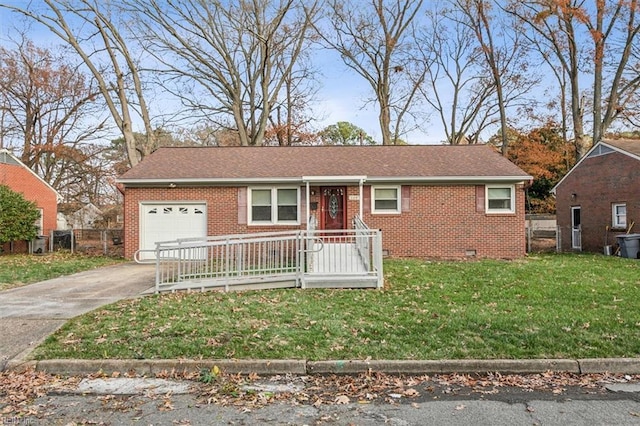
(366, 175, 533, 184)
(117, 177, 304, 186)
(119, 175, 532, 187)
(302, 175, 367, 183)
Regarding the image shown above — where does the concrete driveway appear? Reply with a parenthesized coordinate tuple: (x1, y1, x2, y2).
(0, 262, 155, 370)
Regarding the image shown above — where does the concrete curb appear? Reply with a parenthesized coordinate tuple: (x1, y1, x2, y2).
(6, 358, 640, 376)
(307, 359, 581, 375)
(578, 358, 640, 374)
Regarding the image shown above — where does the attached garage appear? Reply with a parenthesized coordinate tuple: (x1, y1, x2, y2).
(139, 202, 207, 259)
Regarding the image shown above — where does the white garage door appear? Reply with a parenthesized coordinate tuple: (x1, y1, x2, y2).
(140, 203, 207, 259)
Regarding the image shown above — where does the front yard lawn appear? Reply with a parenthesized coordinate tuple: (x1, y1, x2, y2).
(33, 254, 640, 361)
(0, 252, 126, 291)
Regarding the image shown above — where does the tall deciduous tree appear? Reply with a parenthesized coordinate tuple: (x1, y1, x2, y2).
(452, 0, 536, 154)
(0, 38, 115, 204)
(507, 0, 640, 159)
(417, 3, 500, 145)
(1, 0, 157, 167)
(126, 0, 320, 147)
(321, 0, 427, 145)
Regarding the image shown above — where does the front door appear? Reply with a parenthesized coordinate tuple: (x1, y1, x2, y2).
(571, 206, 581, 250)
(321, 187, 346, 230)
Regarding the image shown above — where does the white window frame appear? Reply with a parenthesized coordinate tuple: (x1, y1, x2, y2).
(371, 185, 401, 214)
(486, 184, 515, 214)
(612, 203, 627, 228)
(248, 187, 300, 225)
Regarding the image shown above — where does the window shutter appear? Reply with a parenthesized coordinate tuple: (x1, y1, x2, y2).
(238, 187, 247, 224)
(363, 186, 371, 213)
(401, 186, 411, 212)
(476, 185, 485, 213)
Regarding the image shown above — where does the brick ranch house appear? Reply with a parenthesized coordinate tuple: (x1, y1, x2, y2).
(118, 145, 532, 261)
(0, 149, 61, 253)
(553, 139, 640, 253)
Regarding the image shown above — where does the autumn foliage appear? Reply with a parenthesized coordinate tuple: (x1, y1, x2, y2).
(506, 124, 576, 213)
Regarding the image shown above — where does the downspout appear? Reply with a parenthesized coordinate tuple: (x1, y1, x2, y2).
(305, 181, 310, 230)
(359, 178, 364, 219)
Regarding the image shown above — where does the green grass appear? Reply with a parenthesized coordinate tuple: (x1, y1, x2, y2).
(0, 252, 126, 290)
(33, 254, 640, 361)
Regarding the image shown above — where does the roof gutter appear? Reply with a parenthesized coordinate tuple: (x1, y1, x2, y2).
(118, 175, 533, 187)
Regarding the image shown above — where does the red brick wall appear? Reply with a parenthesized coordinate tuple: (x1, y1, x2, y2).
(555, 151, 640, 253)
(361, 185, 525, 259)
(124, 183, 526, 260)
(0, 163, 58, 252)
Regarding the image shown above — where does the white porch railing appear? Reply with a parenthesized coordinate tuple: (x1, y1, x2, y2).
(148, 217, 383, 292)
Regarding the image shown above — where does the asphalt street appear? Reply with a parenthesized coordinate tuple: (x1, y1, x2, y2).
(2, 375, 639, 425)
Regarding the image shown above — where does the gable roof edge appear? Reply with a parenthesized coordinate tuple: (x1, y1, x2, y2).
(0, 149, 62, 202)
(552, 140, 640, 194)
(601, 140, 640, 162)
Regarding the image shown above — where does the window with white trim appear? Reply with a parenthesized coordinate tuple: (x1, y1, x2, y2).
(486, 185, 515, 214)
(612, 203, 626, 228)
(372, 186, 401, 214)
(249, 187, 299, 224)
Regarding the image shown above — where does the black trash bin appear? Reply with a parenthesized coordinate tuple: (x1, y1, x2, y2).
(616, 233, 640, 259)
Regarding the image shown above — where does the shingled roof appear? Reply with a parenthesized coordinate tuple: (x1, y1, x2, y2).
(118, 144, 531, 185)
(603, 139, 640, 158)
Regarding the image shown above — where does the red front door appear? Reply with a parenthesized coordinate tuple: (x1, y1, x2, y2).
(320, 187, 346, 230)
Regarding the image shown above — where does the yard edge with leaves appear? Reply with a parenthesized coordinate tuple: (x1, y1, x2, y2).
(31, 254, 640, 361)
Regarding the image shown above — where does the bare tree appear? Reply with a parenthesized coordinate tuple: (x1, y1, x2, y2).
(0, 0, 157, 167)
(321, 0, 427, 145)
(417, 3, 499, 145)
(507, 0, 640, 159)
(125, 0, 320, 147)
(452, 0, 536, 155)
(0, 39, 107, 184)
(265, 48, 321, 146)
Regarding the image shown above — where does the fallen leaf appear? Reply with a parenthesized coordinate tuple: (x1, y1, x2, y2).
(403, 388, 419, 397)
(335, 395, 350, 405)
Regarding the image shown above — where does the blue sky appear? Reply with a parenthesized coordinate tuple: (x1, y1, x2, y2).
(0, 2, 452, 145)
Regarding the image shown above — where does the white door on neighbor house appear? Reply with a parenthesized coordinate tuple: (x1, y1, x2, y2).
(571, 206, 581, 250)
(139, 203, 207, 259)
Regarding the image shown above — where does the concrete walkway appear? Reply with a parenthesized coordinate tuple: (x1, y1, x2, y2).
(0, 262, 155, 370)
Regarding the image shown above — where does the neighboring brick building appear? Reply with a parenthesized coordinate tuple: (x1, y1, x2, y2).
(118, 145, 532, 261)
(0, 149, 61, 253)
(553, 139, 640, 254)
